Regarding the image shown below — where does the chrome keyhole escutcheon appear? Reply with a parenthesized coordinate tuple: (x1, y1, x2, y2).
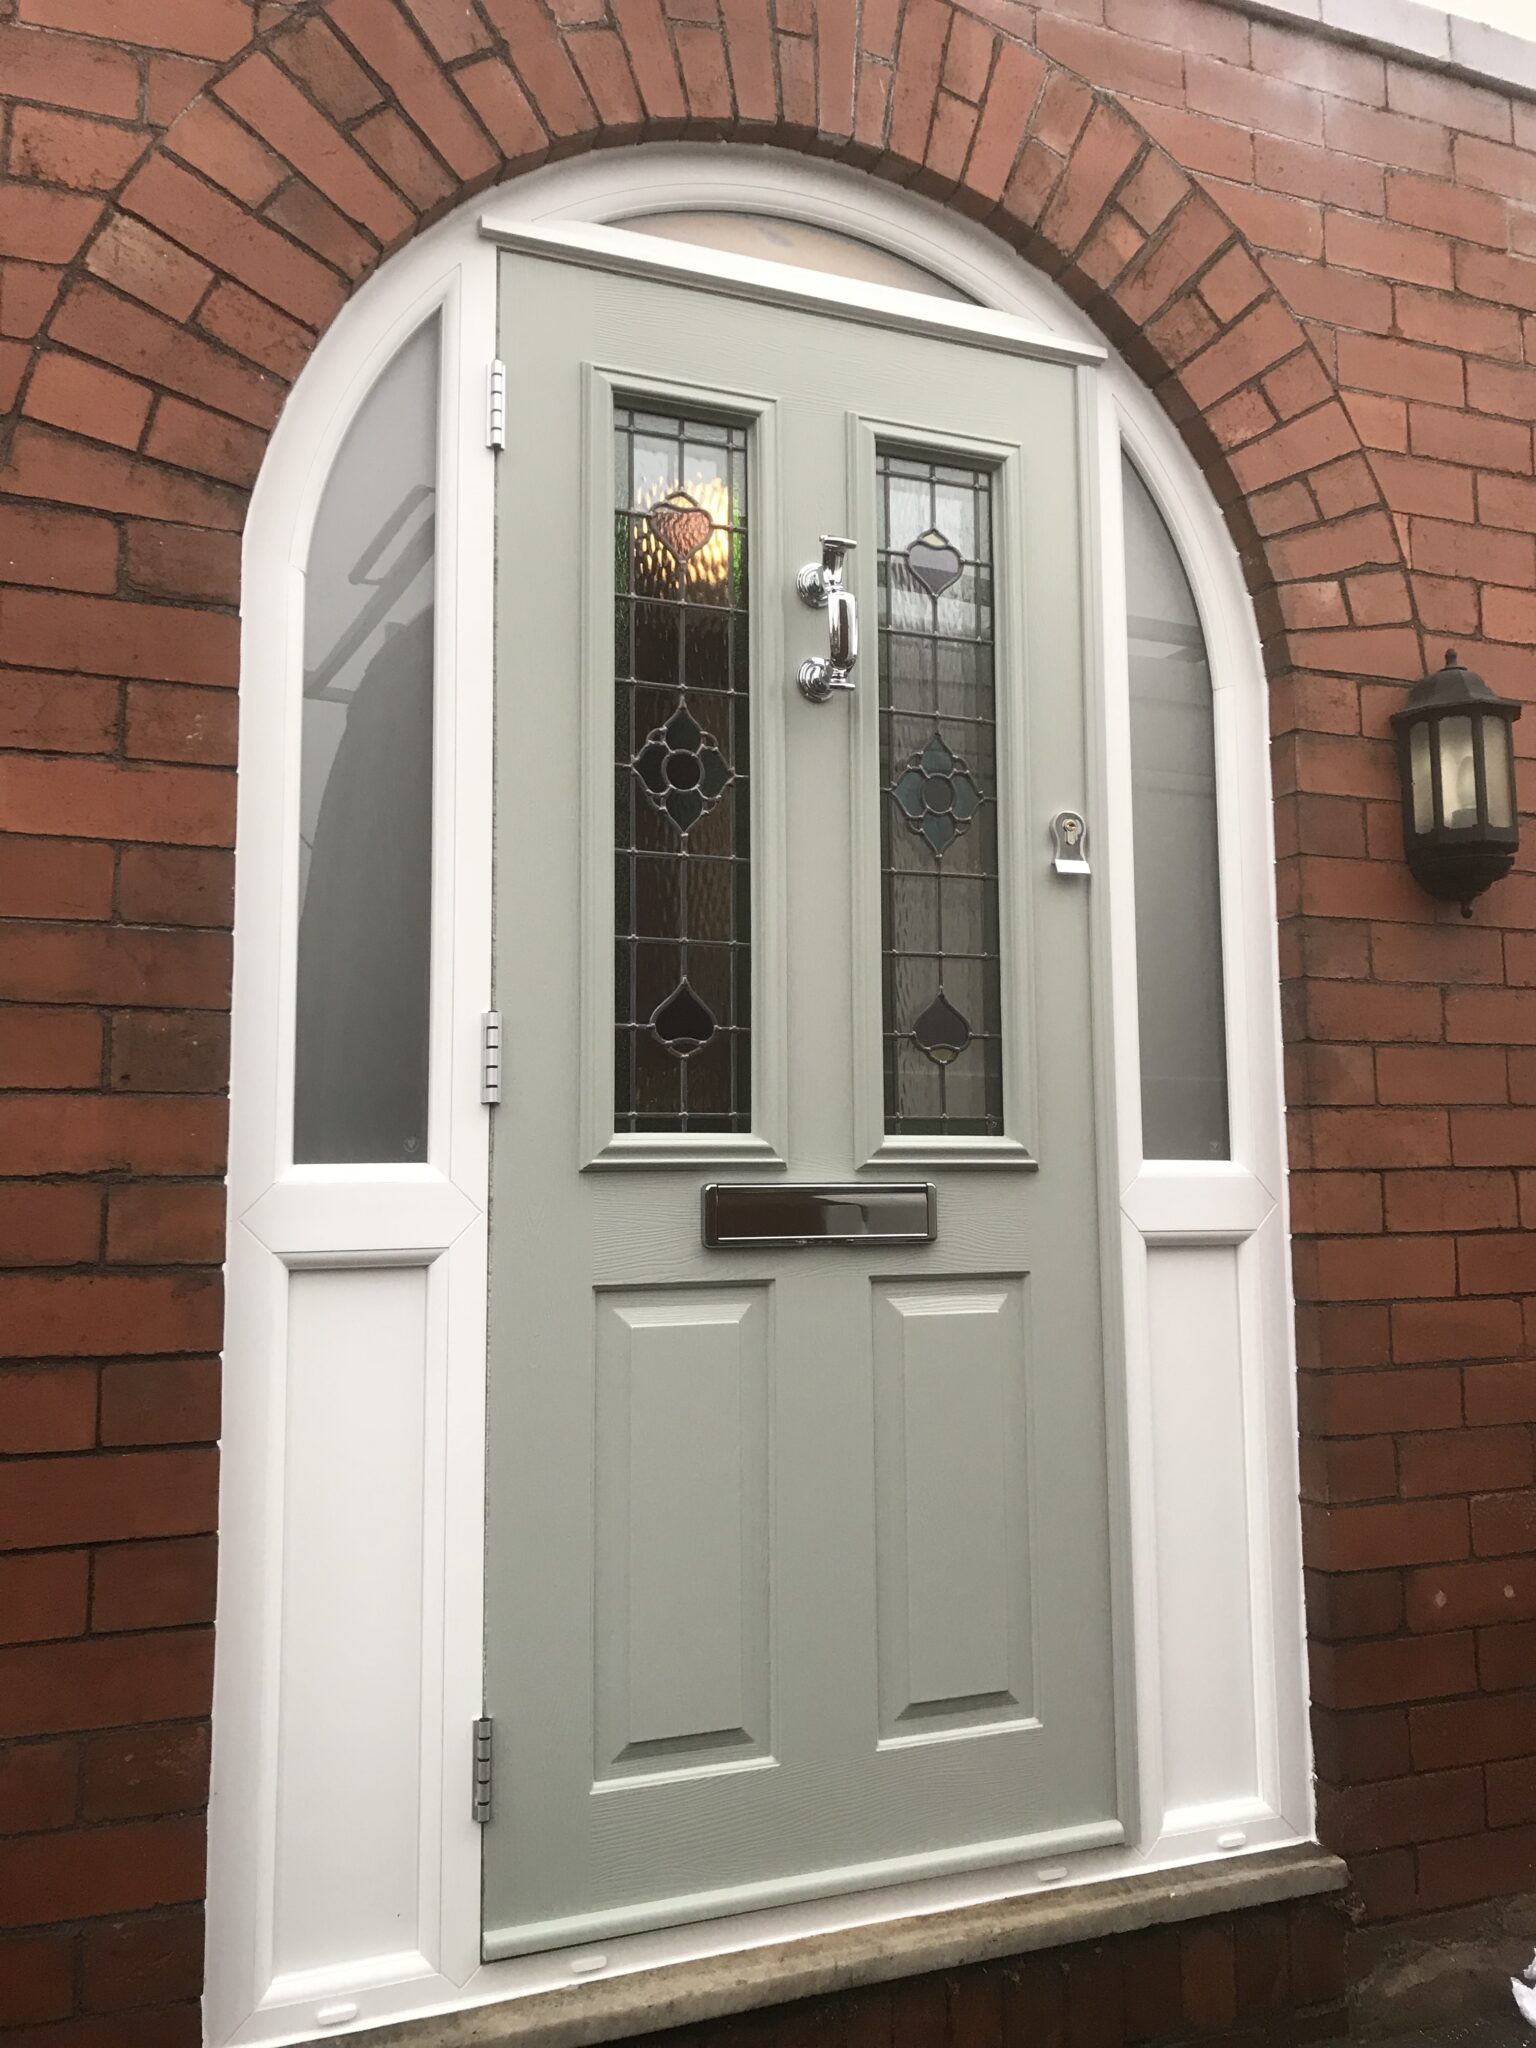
(797, 535, 858, 702)
(1051, 810, 1091, 876)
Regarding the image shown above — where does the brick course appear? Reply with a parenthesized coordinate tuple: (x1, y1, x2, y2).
(3, 0, 1536, 2038)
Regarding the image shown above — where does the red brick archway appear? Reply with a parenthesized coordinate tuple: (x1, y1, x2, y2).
(0, 0, 1459, 2032)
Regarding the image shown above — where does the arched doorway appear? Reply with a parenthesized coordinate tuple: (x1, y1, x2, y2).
(211, 147, 1305, 2048)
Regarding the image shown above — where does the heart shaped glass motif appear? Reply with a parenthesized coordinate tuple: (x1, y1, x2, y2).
(651, 979, 717, 1057)
(912, 990, 972, 1066)
(647, 491, 713, 566)
(905, 527, 964, 599)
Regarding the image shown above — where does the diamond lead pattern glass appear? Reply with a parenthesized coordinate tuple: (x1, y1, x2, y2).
(614, 406, 751, 1131)
(878, 451, 1003, 1136)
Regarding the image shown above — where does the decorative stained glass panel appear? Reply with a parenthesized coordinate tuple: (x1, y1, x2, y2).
(877, 451, 1003, 1137)
(614, 405, 751, 1132)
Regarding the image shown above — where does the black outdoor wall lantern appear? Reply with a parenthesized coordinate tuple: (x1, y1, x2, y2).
(1391, 648, 1522, 916)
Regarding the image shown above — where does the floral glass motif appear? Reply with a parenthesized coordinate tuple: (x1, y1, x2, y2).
(633, 702, 734, 835)
(613, 405, 751, 1131)
(877, 450, 1004, 1136)
(892, 731, 984, 857)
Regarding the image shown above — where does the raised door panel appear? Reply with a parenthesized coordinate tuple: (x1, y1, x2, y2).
(595, 1288, 771, 1778)
(872, 1278, 1034, 1741)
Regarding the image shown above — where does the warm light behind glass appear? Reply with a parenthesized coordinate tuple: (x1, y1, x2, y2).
(1438, 716, 1477, 828)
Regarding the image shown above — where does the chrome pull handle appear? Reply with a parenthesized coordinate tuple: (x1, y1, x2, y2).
(827, 584, 858, 673)
(797, 535, 858, 702)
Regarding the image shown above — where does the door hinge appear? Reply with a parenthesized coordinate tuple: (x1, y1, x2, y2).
(481, 1010, 502, 1106)
(472, 1716, 494, 1825)
(486, 359, 507, 451)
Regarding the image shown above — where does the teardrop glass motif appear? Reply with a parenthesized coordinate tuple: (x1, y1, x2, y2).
(651, 979, 717, 1057)
(912, 990, 971, 1066)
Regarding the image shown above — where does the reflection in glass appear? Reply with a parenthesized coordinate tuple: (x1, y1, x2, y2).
(1410, 723, 1433, 834)
(1484, 719, 1515, 829)
(878, 450, 1003, 1137)
(1124, 457, 1230, 1161)
(294, 317, 438, 1164)
(614, 405, 751, 1132)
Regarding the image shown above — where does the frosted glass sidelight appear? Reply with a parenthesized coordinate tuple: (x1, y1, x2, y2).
(294, 318, 440, 1164)
(1123, 459, 1230, 1161)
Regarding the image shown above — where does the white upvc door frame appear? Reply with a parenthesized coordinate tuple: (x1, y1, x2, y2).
(209, 146, 1310, 2048)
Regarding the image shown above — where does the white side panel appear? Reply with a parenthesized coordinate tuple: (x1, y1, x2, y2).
(272, 1268, 429, 1977)
(1147, 1246, 1259, 1817)
(596, 1289, 771, 1775)
(872, 1280, 1032, 1738)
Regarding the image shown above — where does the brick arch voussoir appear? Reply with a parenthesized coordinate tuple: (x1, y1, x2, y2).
(3, 0, 1416, 706)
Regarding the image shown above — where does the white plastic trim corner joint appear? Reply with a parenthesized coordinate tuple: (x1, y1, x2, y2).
(1228, 0, 1536, 98)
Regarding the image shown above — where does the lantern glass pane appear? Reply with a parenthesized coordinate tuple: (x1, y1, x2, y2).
(1123, 457, 1229, 1162)
(1439, 715, 1477, 829)
(1410, 722, 1432, 834)
(1483, 716, 1515, 829)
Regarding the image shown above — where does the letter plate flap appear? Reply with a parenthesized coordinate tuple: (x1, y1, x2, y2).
(702, 1183, 935, 1248)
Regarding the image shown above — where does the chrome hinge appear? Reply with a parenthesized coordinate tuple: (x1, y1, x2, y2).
(481, 1010, 502, 1106)
(486, 359, 507, 451)
(472, 1717, 493, 1824)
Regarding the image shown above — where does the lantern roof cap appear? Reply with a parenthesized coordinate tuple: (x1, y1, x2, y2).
(1393, 647, 1521, 725)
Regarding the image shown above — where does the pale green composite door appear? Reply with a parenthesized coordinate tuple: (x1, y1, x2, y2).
(482, 241, 1123, 1960)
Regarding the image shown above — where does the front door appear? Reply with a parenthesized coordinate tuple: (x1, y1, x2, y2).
(483, 237, 1123, 1960)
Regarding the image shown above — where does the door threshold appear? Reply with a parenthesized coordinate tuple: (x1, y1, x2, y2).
(349, 1844, 1345, 2048)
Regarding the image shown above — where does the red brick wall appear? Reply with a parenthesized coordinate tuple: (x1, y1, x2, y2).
(4, 0, 1536, 2037)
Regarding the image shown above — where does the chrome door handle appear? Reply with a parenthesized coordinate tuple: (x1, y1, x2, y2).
(797, 535, 858, 702)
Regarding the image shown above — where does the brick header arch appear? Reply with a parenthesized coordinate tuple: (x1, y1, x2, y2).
(1, 0, 1413, 693)
(8, 0, 1514, 2037)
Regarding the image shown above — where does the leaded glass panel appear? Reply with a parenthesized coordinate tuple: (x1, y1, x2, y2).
(614, 405, 751, 1132)
(877, 450, 1003, 1136)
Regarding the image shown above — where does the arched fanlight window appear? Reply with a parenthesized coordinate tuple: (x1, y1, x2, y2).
(293, 317, 440, 1164)
(1122, 457, 1230, 1162)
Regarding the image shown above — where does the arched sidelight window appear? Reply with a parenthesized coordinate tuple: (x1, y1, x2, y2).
(1122, 456, 1229, 1162)
(294, 316, 440, 1165)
